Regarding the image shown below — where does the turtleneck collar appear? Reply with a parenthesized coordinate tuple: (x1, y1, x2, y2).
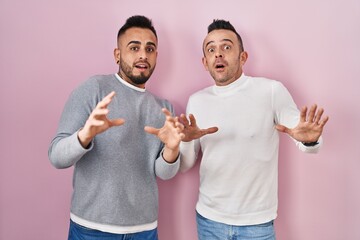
(212, 73, 248, 96)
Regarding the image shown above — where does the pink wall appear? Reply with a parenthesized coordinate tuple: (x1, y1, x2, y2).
(1, 0, 359, 239)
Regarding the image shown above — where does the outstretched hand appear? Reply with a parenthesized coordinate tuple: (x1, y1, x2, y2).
(179, 113, 218, 142)
(144, 108, 185, 162)
(276, 104, 329, 143)
(78, 91, 125, 148)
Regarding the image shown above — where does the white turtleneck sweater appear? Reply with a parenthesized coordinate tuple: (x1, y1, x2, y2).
(180, 74, 322, 226)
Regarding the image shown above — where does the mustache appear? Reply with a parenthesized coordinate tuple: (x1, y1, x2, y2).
(134, 60, 150, 68)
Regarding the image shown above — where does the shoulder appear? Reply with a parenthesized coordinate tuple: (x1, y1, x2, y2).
(74, 74, 113, 91)
(247, 75, 279, 86)
(70, 74, 115, 102)
(87, 74, 117, 88)
(246, 75, 288, 93)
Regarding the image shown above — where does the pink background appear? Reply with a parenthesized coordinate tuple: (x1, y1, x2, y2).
(1, 0, 359, 239)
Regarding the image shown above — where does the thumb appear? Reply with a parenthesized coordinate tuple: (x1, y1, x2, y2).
(204, 127, 219, 135)
(110, 118, 125, 127)
(144, 126, 159, 135)
(275, 124, 288, 133)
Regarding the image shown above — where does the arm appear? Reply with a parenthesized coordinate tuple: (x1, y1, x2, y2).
(276, 104, 328, 153)
(144, 108, 185, 179)
(178, 113, 218, 172)
(48, 83, 124, 168)
(276, 104, 329, 142)
(273, 82, 329, 152)
(179, 139, 200, 172)
(77, 91, 125, 148)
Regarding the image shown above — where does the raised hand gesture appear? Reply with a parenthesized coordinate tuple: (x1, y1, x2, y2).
(179, 113, 218, 142)
(144, 108, 185, 163)
(276, 104, 329, 143)
(78, 91, 125, 148)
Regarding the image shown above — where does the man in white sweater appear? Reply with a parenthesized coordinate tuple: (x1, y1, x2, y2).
(179, 19, 329, 240)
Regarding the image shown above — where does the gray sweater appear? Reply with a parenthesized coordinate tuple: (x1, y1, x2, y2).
(48, 74, 179, 227)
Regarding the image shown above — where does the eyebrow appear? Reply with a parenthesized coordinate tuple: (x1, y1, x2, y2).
(127, 40, 157, 48)
(205, 38, 234, 48)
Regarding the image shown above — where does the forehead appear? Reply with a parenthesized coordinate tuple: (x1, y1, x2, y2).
(203, 29, 238, 48)
(118, 27, 157, 46)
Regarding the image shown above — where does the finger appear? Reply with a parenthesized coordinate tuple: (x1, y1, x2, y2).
(319, 116, 329, 127)
(179, 114, 190, 127)
(179, 132, 185, 140)
(174, 116, 185, 126)
(164, 116, 177, 127)
(189, 114, 197, 127)
(90, 108, 109, 119)
(97, 91, 116, 109)
(307, 104, 317, 122)
(89, 119, 105, 127)
(144, 126, 159, 135)
(109, 118, 125, 127)
(314, 108, 324, 124)
(275, 124, 290, 134)
(161, 108, 172, 117)
(300, 106, 307, 122)
(204, 127, 218, 135)
(175, 121, 185, 131)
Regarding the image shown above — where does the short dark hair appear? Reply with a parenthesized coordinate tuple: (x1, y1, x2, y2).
(117, 15, 157, 40)
(207, 19, 244, 51)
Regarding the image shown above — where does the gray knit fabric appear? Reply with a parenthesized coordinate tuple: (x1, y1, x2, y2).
(48, 74, 180, 226)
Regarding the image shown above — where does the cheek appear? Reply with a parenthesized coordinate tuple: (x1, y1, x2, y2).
(147, 53, 157, 65)
(202, 57, 211, 70)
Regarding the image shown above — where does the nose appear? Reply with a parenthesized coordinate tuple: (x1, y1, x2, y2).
(139, 48, 148, 60)
(215, 49, 223, 58)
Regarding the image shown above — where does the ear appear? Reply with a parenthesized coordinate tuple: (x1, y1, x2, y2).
(114, 48, 120, 64)
(202, 56, 209, 71)
(240, 51, 248, 67)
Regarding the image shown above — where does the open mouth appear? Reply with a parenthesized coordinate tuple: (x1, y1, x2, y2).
(135, 63, 149, 70)
(215, 63, 225, 70)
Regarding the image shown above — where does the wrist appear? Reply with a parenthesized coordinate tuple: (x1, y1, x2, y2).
(77, 128, 93, 149)
(162, 146, 180, 163)
(302, 141, 319, 147)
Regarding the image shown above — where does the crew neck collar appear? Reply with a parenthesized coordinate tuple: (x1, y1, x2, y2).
(114, 73, 146, 92)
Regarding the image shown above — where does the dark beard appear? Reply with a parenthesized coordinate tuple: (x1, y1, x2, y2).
(129, 73, 150, 85)
(119, 59, 154, 85)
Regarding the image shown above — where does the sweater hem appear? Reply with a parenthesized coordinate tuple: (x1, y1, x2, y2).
(70, 213, 157, 234)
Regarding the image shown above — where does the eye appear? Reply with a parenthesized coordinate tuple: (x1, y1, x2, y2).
(146, 47, 155, 52)
(130, 46, 139, 51)
(224, 45, 231, 50)
(207, 48, 215, 53)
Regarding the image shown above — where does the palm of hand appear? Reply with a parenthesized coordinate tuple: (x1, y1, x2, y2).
(182, 125, 204, 142)
(290, 121, 323, 142)
(180, 113, 218, 142)
(89, 117, 113, 135)
(276, 104, 329, 143)
(158, 122, 183, 150)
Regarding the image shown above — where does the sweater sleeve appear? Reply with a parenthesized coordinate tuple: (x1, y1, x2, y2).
(295, 136, 323, 153)
(155, 150, 180, 180)
(48, 131, 93, 169)
(179, 140, 200, 172)
(153, 100, 181, 180)
(179, 97, 201, 172)
(272, 81, 323, 153)
(48, 79, 99, 168)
